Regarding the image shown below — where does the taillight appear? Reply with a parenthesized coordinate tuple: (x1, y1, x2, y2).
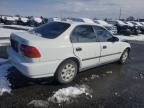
(20, 44, 41, 58)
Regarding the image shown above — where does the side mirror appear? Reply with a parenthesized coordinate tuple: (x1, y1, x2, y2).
(108, 37, 119, 42)
(113, 37, 119, 42)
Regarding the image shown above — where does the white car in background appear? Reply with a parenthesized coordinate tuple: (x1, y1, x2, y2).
(131, 21, 144, 34)
(3, 16, 16, 25)
(48, 17, 62, 22)
(7, 22, 131, 84)
(94, 20, 117, 34)
(81, 18, 94, 23)
(63, 17, 94, 23)
(125, 21, 134, 27)
(130, 21, 143, 28)
(141, 22, 144, 25)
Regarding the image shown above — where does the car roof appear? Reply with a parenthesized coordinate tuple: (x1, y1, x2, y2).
(55, 21, 103, 27)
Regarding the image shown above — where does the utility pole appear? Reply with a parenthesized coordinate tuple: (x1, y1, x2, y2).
(119, 7, 122, 20)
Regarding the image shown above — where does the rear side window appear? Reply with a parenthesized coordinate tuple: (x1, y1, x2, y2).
(93, 26, 113, 42)
(31, 22, 70, 39)
(71, 25, 96, 43)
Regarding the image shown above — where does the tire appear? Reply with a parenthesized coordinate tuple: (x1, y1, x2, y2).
(55, 59, 78, 84)
(119, 49, 129, 64)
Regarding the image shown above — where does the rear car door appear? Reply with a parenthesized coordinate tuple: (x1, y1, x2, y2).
(71, 25, 101, 69)
(93, 26, 122, 64)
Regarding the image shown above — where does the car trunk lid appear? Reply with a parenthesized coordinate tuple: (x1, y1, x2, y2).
(10, 31, 55, 63)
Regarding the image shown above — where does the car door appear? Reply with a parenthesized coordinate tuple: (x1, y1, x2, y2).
(71, 25, 101, 69)
(93, 26, 122, 64)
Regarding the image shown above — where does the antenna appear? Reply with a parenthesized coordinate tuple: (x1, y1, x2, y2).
(119, 7, 122, 19)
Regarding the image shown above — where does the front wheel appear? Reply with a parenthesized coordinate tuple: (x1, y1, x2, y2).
(119, 49, 129, 64)
(55, 59, 78, 84)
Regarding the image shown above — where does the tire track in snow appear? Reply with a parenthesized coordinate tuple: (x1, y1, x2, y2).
(0, 59, 12, 96)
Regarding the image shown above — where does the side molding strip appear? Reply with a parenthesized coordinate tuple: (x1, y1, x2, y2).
(82, 52, 122, 61)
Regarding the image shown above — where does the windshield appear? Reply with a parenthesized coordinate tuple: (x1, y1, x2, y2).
(30, 22, 71, 39)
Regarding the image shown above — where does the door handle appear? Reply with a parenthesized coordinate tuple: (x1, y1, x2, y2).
(76, 47, 82, 51)
(103, 45, 107, 49)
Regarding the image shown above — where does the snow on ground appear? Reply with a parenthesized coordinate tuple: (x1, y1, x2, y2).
(0, 24, 33, 30)
(115, 34, 144, 41)
(0, 24, 33, 45)
(0, 59, 12, 96)
(28, 85, 92, 107)
(0, 27, 24, 38)
(0, 58, 8, 64)
(90, 74, 100, 80)
(48, 85, 92, 103)
(0, 40, 10, 46)
(28, 100, 49, 107)
(106, 71, 113, 74)
(0, 24, 33, 38)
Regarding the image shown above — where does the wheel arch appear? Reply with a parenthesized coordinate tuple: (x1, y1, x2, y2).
(125, 47, 131, 54)
(55, 57, 81, 74)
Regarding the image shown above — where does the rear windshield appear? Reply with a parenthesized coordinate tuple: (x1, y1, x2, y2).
(30, 22, 71, 39)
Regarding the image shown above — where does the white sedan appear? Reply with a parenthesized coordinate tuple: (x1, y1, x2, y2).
(94, 20, 117, 34)
(7, 21, 131, 84)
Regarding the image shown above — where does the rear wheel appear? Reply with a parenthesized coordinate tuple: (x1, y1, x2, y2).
(55, 59, 78, 84)
(119, 49, 129, 64)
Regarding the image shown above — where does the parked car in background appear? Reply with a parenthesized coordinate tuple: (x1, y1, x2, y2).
(0, 16, 8, 24)
(29, 17, 43, 27)
(17, 17, 29, 26)
(140, 22, 144, 26)
(8, 21, 131, 84)
(41, 17, 48, 24)
(1, 16, 5, 24)
(3, 16, 17, 25)
(81, 18, 94, 23)
(63, 17, 84, 22)
(140, 22, 144, 33)
(125, 21, 140, 35)
(131, 21, 144, 34)
(63, 17, 94, 23)
(0, 16, 2, 23)
(13, 17, 19, 23)
(107, 20, 132, 36)
(48, 17, 62, 22)
(94, 20, 117, 34)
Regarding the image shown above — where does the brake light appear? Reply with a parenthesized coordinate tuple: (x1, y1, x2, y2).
(20, 44, 41, 58)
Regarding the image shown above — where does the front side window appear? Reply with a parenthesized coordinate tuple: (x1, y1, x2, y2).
(93, 26, 113, 42)
(71, 25, 96, 43)
(30, 22, 70, 39)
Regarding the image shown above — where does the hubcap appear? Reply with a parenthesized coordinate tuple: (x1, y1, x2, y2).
(61, 64, 76, 81)
(122, 51, 128, 63)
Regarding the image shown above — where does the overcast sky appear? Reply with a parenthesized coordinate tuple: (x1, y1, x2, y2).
(0, 0, 144, 19)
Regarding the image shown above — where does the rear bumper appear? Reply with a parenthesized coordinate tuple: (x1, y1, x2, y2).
(7, 47, 61, 78)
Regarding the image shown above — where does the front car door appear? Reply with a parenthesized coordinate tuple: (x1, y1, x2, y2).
(93, 26, 122, 64)
(70, 25, 101, 69)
